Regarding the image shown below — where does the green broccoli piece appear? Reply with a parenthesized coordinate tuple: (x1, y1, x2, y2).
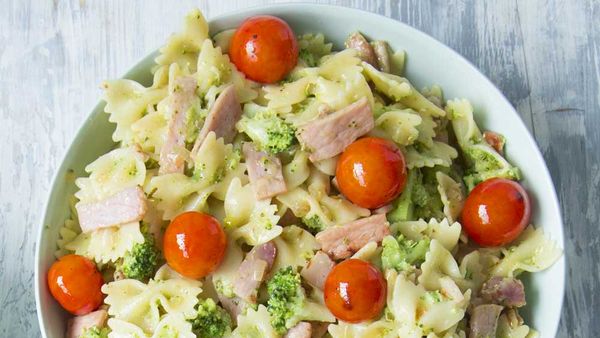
(302, 214, 326, 234)
(237, 111, 297, 155)
(413, 168, 446, 220)
(80, 326, 110, 338)
(463, 166, 521, 191)
(266, 267, 318, 334)
(462, 146, 521, 191)
(387, 168, 445, 222)
(381, 234, 430, 272)
(464, 146, 505, 172)
(387, 169, 420, 223)
(422, 290, 443, 304)
(184, 102, 208, 145)
(119, 231, 160, 281)
(189, 298, 232, 338)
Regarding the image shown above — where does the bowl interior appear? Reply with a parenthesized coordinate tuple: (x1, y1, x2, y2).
(36, 4, 565, 337)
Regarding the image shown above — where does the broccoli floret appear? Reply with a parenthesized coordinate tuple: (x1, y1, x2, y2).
(413, 168, 446, 220)
(119, 231, 160, 281)
(463, 166, 521, 191)
(464, 146, 504, 172)
(237, 111, 297, 154)
(184, 102, 208, 145)
(189, 298, 232, 338)
(381, 234, 430, 272)
(80, 326, 110, 338)
(462, 145, 521, 191)
(388, 167, 450, 222)
(302, 214, 326, 234)
(267, 267, 322, 334)
(387, 169, 420, 223)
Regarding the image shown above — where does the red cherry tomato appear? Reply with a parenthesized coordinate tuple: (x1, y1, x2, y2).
(229, 15, 298, 83)
(47, 254, 104, 315)
(324, 259, 386, 322)
(461, 178, 531, 247)
(163, 211, 227, 279)
(336, 137, 408, 209)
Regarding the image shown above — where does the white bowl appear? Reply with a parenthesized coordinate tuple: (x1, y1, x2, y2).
(35, 3, 565, 337)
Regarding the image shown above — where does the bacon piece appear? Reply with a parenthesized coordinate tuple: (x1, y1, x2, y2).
(192, 85, 242, 154)
(301, 251, 335, 290)
(243, 143, 287, 200)
(345, 32, 377, 67)
(66, 309, 108, 338)
(297, 98, 374, 162)
(159, 76, 198, 174)
(76, 186, 147, 233)
(315, 214, 390, 260)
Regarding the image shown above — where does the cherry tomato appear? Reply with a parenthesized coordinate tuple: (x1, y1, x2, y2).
(229, 15, 298, 83)
(163, 211, 227, 279)
(47, 254, 104, 315)
(461, 178, 531, 247)
(336, 137, 407, 209)
(324, 259, 386, 322)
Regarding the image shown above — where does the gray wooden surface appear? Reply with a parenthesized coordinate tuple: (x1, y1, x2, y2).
(0, 0, 597, 336)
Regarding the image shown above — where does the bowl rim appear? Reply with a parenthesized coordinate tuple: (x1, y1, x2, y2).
(35, 3, 566, 337)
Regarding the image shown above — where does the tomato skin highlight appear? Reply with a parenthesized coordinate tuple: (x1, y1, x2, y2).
(324, 259, 386, 322)
(229, 15, 298, 83)
(335, 137, 407, 209)
(461, 178, 531, 247)
(163, 211, 227, 279)
(47, 254, 104, 315)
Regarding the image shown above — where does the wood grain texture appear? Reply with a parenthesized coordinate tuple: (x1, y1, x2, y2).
(0, 0, 597, 336)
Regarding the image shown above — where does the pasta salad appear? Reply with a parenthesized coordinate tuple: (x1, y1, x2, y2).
(47, 8, 562, 338)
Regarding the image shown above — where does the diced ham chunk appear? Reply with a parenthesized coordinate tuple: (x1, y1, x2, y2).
(159, 76, 198, 174)
(234, 259, 267, 302)
(371, 40, 391, 72)
(483, 131, 505, 155)
(218, 294, 245, 325)
(301, 251, 335, 290)
(310, 322, 330, 338)
(192, 85, 242, 154)
(469, 304, 503, 338)
(373, 204, 393, 215)
(66, 309, 108, 338)
(243, 143, 287, 199)
(345, 32, 377, 67)
(315, 214, 390, 260)
(251, 240, 278, 267)
(284, 322, 312, 338)
(234, 242, 277, 302)
(297, 98, 374, 162)
(480, 276, 526, 308)
(76, 186, 147, 233)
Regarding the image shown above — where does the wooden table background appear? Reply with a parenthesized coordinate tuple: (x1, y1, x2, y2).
(0, 0, 598, 336)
